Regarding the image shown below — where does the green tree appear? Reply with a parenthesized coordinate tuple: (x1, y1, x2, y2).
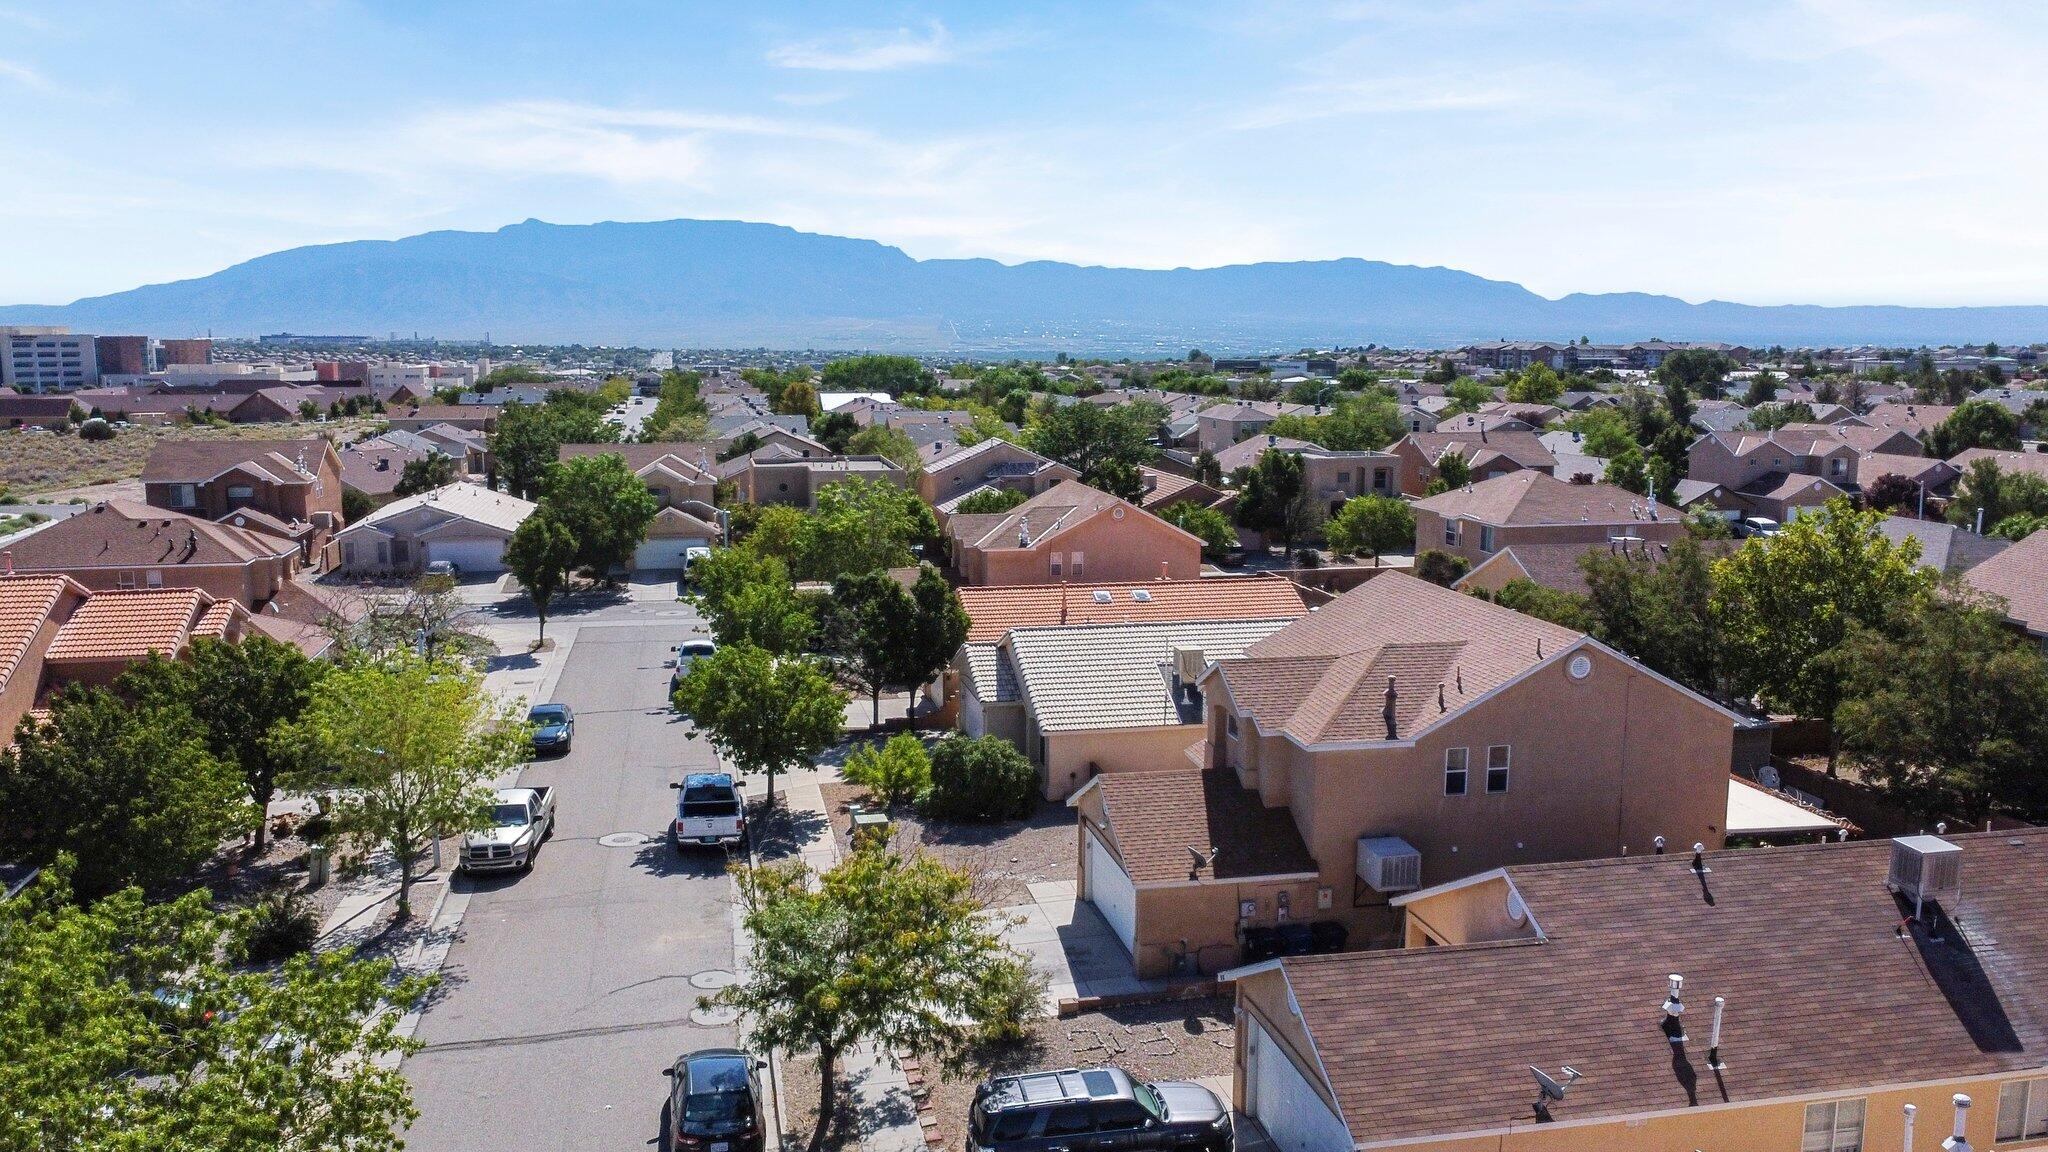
(538, 452, 660, 579)
(901, 564, 971, 713)
(286, 656, 525, 920)
(826, 571, 918, 730)
(1605, 446, 1649, 495)
(811, 410, 858, 454)
(689, 548, 815, 655)
(711, 850, 1038, 1150)
(393, 452, 459, 497)
(776, 379, 822, 419)
(1424, 449, 1471, 495)
(1746, 401, 1817, 431)
(820, 354, 935, 396)
(0, 861, 428, 1151)
(1654, 348, 1736, 401)
(842, 733, 933, 808)
(1713, 500, 1934, 773)
(1235, 448, 1315, 553)
(1161, 500, 1238, 559)
(1925, 398, 2022, 458)
(122, 636, 326, 854)
(0, 685, 248, 899)
(1505, 363, 1565, 405)
(1580, 536, 1721, 694)
(1191, 449, 1223, 486)
(1413, 549, 1469, 586)
(1563, 407, 1638, 458)
(1948, 459, 2048, 533)
(921, 734, 1037, 821)
(953, 487, 1028, 515)
(504, 508, 579, 642)
(1489, 578, 1592, 631)
(1325, 495, 1413, 565)
(1443, 377, 1493, 415)
(846, 423, 923, 473)
(1829, 591, 2048, 823)
(804, 478, 937, 581)
(342, 485, 375, 523)
(1023, 402, 1156, 500)
(490, 397, 619, 500)
(642, 369, 709, 442)
(671, 644, 845, 808)
(1742, 370, 1781, 408)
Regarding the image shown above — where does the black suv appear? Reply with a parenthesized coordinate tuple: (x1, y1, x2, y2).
(664, 1048, 766, 1152)
(968, 1067, 1230, 1152)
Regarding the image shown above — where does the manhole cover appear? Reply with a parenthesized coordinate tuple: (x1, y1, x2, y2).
(691, 1004, 740, 1027)
(690, 969, 738, 990)
(599, 832, 652, 848)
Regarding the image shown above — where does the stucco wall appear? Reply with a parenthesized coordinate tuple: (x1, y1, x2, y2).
(975, 510, 1201, 586)
(1040, 723, 1204, 801)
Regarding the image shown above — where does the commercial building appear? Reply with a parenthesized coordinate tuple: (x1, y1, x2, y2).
(1, 326, 97, 392)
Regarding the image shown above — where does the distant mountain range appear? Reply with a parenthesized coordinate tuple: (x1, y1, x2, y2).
(5, 217, 2046, 354)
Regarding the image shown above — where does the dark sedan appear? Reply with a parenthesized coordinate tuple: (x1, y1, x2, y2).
(528, 703, 574, 755)
(664, 1048, 766, 1152)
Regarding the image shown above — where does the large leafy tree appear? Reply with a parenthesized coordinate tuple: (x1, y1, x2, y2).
(1424, 449, 1471, 494)
(710, 850, 1039, 1151)
(1023, 402, 1156, 500)
(504, 507, 579, 641)
(640, 369, 709, 442)
(819, 354, 936, 397)
(1563, 407, 1638, 458)
(122, 636, 327, 853)
(1579, 536, 1721, 695)
(1653, 348, 1736, 401)
(538, 452, 659, 579)
(1235, 448, 1311, 553)
(0, 686, 248, 899)
(826, 571, 918, 730)
(804, 478, 937, 581)
(672, 644, 843, 808)
(1828, 591, 2048, 823)
(1263, 391, 1403, 451)
(1161, 500, 1238, 559)
(0, 861, 430, 1151)
(1713, 500, 1934, 772)
(901, 565, 971, 712)
(1325, 494, 1413, 565)
(1505, 362, 1565, 404)
(953, 487, 1028, 515)
(845, 423, 922, 472)
(490, 398, 618, 500)
(689, 548, 816, 656)
(286, 656, 525, 920)
(392, 452, 459, 497)
(1924, 399, 2022, 458)
(1947, 459, 2048, 536)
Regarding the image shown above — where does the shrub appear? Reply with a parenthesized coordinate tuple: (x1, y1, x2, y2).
(1294, 547, 1321, 568)
(241, 892, 319, 964)
(920, 735, 1035, 822)
(964, 954, 1049, 1047)
(76, 418, 115, 442)
(841, 733, 932, 808)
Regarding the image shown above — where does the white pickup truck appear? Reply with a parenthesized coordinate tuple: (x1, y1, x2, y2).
(668, 773, 746, 850)
(459, 786, 556, 873)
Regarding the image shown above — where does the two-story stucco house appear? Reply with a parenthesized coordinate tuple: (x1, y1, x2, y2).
(1411, 472, 1686, 568)
(945, 482, 1203, 586)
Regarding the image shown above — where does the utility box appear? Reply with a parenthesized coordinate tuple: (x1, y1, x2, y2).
(1888, 835, 1963, 908)
(1357, 835, 1423, 893)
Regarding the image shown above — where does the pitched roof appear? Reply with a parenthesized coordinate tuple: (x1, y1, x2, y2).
(1857, 451, 1955, 487)
(1964, 528, 2048, 637)
(1401, 430, 1557, 472)
(1876, 516, 2009, 576)
(140, 438, 330, 485)
(1214, 572, 1582, 746)
(958, 576, 1309, 643)
(558, 441, 718, 475)
(1414, 471, 1680, 527)
(961, 643, 1019, 704)
(341, 483, 535, 535)
(338, 440, 429, 496)
(1456, 539, 1736, 597)
(1006, 617, 1292, 733)
(1278, 829, 2048, 1145)
(2, 500, 296, 571)
(1949, 448, 2048, 484)
(0, 575, 83, 694)
(43, 587, 213, 662)
(1089, 770, 1317, 885)
(946, 482, 1196, 552)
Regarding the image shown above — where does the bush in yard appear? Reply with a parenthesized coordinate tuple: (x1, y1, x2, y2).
(77, 417, 115, 442)
(920, 735, 1035, 822)
(842, 733, 932, 808)
(242, 892, 319, 964)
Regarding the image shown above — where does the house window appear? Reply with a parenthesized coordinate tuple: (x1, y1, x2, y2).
(1830, 458, 1845, 476)
(1479, 525, 1496, 553)
(1336, 470, 1350, 486)
(1999, 1078, 2048, 1142)
(1226, 714, 1239, 739)
(375, 540, 389, 565)
(168, 483, 197, 509)
(343, 542, 357, 566)
(1444, 519, 1461, 547)
(1070, 551, 1084, 577)
(1803, 1099, 1864, 1152)
(1486, 746, 1511, 793)
(1373, 468, 1391, 492)
(144, 570, 163, 588)
(227, 484, 255, 506)
(1050, 552, 1063, 576)
(1444, 748, 1468, 796)
(116, 572, 136, 590)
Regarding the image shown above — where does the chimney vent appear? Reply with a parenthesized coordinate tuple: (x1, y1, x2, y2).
(1706, 996, 1727, 1071)
(1944, 1094, 1972, 1152)
(1381, 676, 1397, 739)
(1661, 974, 1687, 1044)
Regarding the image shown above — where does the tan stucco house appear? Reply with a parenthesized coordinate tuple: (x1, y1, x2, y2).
(1391, 431, 1558, 496)
(1411, 471, 1685, 567)
(1070, 572, 1739, 978)
(329, 483, 535, 576)
(1213, 436, 1402, 518)
(916, 438, 1078, 510)
(945, 482, 1202, 585)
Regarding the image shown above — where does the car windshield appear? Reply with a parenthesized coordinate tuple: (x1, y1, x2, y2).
(683, 1088, 750, 1125)
(529, 707, 566, 725)
(492, 804, 530, 827)
(1134, 1083, 1166, 1120)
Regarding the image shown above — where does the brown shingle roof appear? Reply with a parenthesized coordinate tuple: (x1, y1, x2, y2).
(958, 576, 1309, 643)
(140, 438, 328, 485)
(44, 587, 211, 662)
(1280, 829, 2048, 1144)
(1458, 539, 1737, 597)
(2, 500, 296, 571)
(1964, 528, 2048, 637)
(1402, 430, 1557, 472)
(1949, 448, 2048, 484)
(1414, 471, 1679, 526)
(1092, 770, 1317, 885)
(1215, 571, 1579, 745)
(558, 441, 718, 474)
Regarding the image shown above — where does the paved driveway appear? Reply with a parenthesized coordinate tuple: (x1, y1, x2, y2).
(404, 614, 742, 1151)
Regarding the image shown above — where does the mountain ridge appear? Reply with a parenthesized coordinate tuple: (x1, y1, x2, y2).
(4, 217, 2044, 353)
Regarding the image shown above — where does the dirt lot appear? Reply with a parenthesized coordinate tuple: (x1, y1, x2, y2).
(818, 782, 1074, 907)
(0, 418, 379, 497)
(777, 998, 1237, 1152)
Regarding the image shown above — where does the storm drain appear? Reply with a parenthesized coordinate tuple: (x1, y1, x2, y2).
(599, 832, 652, 848)
(689, 969, 738, 990)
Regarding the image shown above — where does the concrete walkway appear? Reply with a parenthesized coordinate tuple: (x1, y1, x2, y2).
(989, 881, 1167, 1012)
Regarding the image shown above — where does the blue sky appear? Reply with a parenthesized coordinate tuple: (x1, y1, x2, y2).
(2, 1, 2042, 308)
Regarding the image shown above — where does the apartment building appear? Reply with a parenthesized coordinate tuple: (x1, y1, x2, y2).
(1, 327, 97, 392)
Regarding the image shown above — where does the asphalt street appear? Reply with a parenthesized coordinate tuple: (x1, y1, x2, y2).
(404, 607, 742, 1151)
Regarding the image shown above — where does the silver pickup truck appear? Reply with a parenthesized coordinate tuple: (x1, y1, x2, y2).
(459, 786, 556, 873)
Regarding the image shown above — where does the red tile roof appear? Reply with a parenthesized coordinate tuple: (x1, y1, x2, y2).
(0, 575, 83, 694)
(43, 587, 212, 663)
(958, 576, 1308, 643)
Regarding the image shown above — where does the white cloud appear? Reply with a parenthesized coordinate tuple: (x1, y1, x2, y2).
(765, 20, 956, 72)
(0, 58, 51, 89)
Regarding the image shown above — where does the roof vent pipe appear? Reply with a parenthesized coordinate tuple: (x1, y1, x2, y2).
(1691, 843, 1709, 874)
(1706, 997, 1727, 1071)
(1382, 676, 1397, 739)
(1903, 1104, 1916, 1152)
(1944, 1094, 1972, 1152)
(1661, 974, 1687, 1044)
(1653, 836, 1666, 855)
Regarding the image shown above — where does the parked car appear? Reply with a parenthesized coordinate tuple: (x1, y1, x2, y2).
(669, 772, 745, 849)
(1735, 516, 1781, 539)
(663, 1048, 767, 1152)
(670, 639, 719, 701)
(424, 559, 459, 578)
(968, 1067, 1231, 1152)
(528, 703, 575, 754)
(459, 786, 556, 873)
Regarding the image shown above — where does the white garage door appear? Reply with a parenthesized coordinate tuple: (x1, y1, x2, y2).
(426, 537, 506, 573)
(1246, 1014, 1353, 1152)
(1084, 827, 1138, 957)
(633, 537, 704, 571)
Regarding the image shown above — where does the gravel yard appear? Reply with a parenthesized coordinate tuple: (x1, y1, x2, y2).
(817, 782, 1074, 907)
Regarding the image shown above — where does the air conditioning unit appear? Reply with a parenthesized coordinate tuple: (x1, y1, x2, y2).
(1173, 646, 1208, 685)
(1889, 835, 1963, 908)
(1357, 835, 1423, 893)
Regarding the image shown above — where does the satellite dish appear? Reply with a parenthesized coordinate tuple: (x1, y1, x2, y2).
(1531, 1066, 1582, 1102)
(1759, 765, 1782, 790)
(1187, 846, 1221, 873)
